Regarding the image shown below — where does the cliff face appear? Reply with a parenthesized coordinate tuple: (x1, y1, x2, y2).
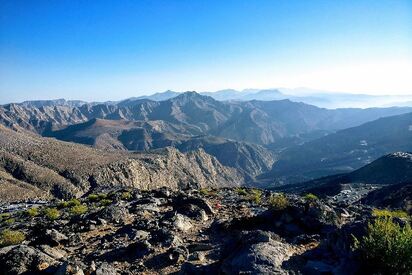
(0, 125, 242, 201)
(90, 148, 242, 191)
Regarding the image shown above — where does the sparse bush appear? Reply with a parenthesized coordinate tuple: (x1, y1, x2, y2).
(121, 192, 132, 200)
(44, 208, 60, 220)
(100, 199, 113, 206)
(88, 193, 108, 202)
(372, 208, 409, 219)
(69, 204, 88, 216)
(25, 207, 39, 217)
(59, 198, 81, 208)
(247, 189, 263, 204)
(236, 188, 248, 196)
(4, 218, 15, 225)
(269, 193, 289, 210)
(0, 213, 11, 221)
(303, 193, 319, 202)
(199, 188, 208, 196)
(354, 216, 412, 274)
(98, 193, 108, 200)
(87, 194, 99, 202)
(199, 188, 217, 196)
(0, 229, 25, 247)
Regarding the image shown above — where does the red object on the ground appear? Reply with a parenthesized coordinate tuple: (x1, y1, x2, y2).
(215, 203, 222, 209)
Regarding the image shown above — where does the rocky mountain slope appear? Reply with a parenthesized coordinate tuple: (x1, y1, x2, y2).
(0, 125, 243, 201)
(0, 186, 380, 274)
(362, 182, 412, 214)
(262, 112, 412, 185)
(45, 119, 275, 180)
(275, 152, 412, 204)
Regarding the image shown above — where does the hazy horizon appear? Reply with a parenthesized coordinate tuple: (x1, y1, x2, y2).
(2, 87, 412, 109)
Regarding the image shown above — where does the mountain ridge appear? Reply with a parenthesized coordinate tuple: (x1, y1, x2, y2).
(261, 112, 412, 185)
(0, 125, 243, 201)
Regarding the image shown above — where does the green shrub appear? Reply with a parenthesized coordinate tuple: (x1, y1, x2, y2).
(100, 199, 113, 206)
(87, 194, 99, 202)
(25, 207, 39, 217)
(69, 204, 88, 216)
(372, 208, 409, 219)
(88, 193, 108, 202)
(354, 216, 412, 274)
(303, 193, 319, 202)
(0, 213, 11, 221)
(269, 193, 289, 210)
(121, 192, 132, 200)
(59, 198, 81, 208)
(247, 189, 263, 204)
(236, 188, 248, 196)
(0, 229, 25, 247)
(44, 208, 60, 221)
(4, 218, 15, 225)
(98, 193, 108, 199)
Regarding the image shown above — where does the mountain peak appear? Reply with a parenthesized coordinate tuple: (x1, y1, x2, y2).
(388, 152, 412, 161)
(172, 91, 214, 102)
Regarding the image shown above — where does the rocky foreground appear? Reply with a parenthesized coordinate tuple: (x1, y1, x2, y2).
(0, 187, 386, 275)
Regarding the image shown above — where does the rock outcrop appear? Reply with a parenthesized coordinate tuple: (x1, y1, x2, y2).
(0, 187, 373, 274)
(0, 125, 242, 201)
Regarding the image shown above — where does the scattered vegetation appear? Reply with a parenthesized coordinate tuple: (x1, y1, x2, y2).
(199, 188, 216, 196)
(100, 199, 113, 206)
(121, 191, 132, 200)
(87, 194, 100, 202)
(0, 213, 11, 221)
(58, 198, 81, 208)
(372, 208, 409, 219)
(354, 215, 412, 274)
(236, 187, 248, 196)
(4, 218, 15, 225)
(69, 204, 88, 216)
(0, 229, 25, 247)
(44, 208, 60, 220)
(235, 188, 263, 204)
(25, 207, 39, 217)
(247, 189, 263, 204)
(88, 193, 108, 202)
(303, 193, 319, 202)
(269, 193, 289, 210)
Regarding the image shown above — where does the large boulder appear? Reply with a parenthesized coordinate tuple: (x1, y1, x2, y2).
(173, 214, 193, 232)
(99, 204, 130, 224)
(221, 239, 295, 274)
(45, 229, 69, 247)
(0, 245, 59, 274)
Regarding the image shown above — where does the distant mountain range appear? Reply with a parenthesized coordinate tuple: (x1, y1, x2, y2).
(1, 91, 412, 186)
(7, 88, 412, 109)
(2, 92, 411, 144)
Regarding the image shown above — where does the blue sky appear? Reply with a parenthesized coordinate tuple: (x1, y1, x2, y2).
(0, 0, 411, 103)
